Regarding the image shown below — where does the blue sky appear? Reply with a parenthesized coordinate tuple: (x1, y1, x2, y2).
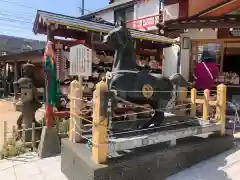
(0, 0, 109, 40)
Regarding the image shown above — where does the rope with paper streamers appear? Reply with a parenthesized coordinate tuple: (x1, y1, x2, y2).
(67, 86, 218, 135)
(66, 99, 240, 140)
(67, 95, 202, 154)
(67, 79, 227, 164)
(67, 112, 202, 153)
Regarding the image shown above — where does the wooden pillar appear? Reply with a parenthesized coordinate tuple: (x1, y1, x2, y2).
(3, 61, 7, 97)
(157, 46, 162, 71)
(69, 80, 83, 142)
(176, 45, 181, 74)
(13, 61, 19, 101)
(86, 32, 93, 48)
(13, 61, 19, 81)
(190, 88, 197, 117)
(216, 84, 226, 136)
(202, 89, 210, 120)
(92, 80, 108, 164)
(220, 42, 225, 73)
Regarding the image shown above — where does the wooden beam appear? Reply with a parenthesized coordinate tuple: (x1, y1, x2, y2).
(200, 0, 240, 17)
(166, 20, 240, 29)
(47, 25, 55, 41)
(3, 61, 7, 97)
(53, 28, 87, 39)
(220, 42, 225, 72)
(192, 38, 240, 43)
(164, 0, 183, 6)
(165, 15, 240, 30)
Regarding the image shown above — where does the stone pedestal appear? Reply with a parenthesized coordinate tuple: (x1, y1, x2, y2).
(38, 127, 61, 158)
(61, 135, 233, 180)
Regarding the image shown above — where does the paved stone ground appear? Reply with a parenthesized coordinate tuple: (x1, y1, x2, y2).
(1, 98, 240, 179)
(168, 143, 240, 180)
(0, 143, 240, 180)
(0, 152, 67, 180)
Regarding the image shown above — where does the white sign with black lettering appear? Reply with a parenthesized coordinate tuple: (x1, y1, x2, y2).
(69, 44, 92, 77)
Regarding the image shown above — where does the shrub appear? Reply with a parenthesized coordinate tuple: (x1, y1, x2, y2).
(0, 139, 29, 159)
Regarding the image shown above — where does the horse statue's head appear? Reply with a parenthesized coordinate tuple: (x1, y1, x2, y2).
(103, 19, 137, 71)
(103, 20, 133, 49)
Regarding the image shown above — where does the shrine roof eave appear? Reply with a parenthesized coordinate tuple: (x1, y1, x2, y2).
(33, 10, 176, 45)
(163, 14, 240, 30)
(0, 49, 44, 62)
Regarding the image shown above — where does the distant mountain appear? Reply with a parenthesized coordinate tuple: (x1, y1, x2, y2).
(0, 34, 45, 56)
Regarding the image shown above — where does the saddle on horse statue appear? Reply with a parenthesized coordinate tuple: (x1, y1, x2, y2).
(103, 20, 191, 128)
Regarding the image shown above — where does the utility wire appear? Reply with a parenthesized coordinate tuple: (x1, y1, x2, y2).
(0, 12, 34, 21)
(0, 0, 83, 16)
(0, 26, 32, 32)
(0, 0, 82, 17)
(0, 29, 33, 34)
(0, 17, 32, 24)
(0, 25, 33, 33)
(0, 22, 32, 29)
(0, 20, 34, 32)
(0, 8, 35, 16)
(0, 14, 35, 33)
(0, 25, 32, 32)
(0, 0, 37, 10)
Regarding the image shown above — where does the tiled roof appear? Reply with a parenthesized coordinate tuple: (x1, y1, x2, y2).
(34, 10, 175, 44)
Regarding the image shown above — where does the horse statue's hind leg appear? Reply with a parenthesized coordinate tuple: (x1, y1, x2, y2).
(140, 73, 192, 129)
(140, 101, 165, 129)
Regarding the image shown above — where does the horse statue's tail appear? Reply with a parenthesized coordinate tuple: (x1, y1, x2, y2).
(169, 73, 192, 88)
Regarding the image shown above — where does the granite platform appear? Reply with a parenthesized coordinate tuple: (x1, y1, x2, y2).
(61, 134, 233, 180)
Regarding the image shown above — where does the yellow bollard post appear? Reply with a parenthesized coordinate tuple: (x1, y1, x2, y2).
(217, 84, 227, 136)
(69, 80, 83, 142)
(92, 80, 108, 164)
(190, 88, 197, 117)
(178, 87, 187, 103)
(202, 89, 210, 120)
(215, 88, 221, 122)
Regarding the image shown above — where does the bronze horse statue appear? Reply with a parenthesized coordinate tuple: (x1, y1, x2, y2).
(103, 21, 191, 128)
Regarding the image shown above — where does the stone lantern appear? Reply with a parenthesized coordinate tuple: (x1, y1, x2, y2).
(14, 61, 41, 142)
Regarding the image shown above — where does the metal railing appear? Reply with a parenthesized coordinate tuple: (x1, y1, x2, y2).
(126, 12, 163, 31)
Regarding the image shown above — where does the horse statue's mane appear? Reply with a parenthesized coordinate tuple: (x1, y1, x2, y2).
(103, 20, 137, 72)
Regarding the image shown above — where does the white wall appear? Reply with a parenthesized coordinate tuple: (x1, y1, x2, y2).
(134, 0, 159, 19)
(95, 10, 114, 24)
(133, 0, 159, 31)
(180, 29, 217, 80)
(95, 0, 160, 31)
(163, 44, 179, 77)
(164, 3, 179, 21)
